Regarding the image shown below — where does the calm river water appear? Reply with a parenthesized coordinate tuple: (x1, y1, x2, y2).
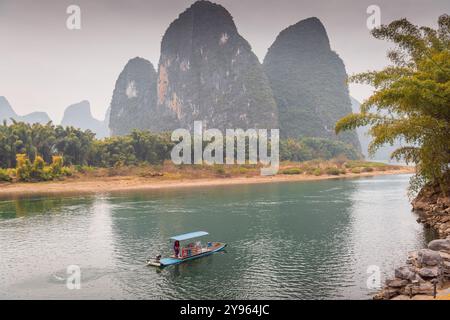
(0, 174, 434, 299)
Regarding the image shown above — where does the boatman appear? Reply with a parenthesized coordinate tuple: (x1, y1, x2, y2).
(174, 240, 180, 258)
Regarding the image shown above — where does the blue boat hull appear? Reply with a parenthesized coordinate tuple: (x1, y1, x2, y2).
(158, 243, 227, 267)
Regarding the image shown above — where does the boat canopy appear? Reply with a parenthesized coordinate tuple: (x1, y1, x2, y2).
(170, 231, 209, 241)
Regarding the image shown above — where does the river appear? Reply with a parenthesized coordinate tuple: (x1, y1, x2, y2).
(0, 174, 434, 299)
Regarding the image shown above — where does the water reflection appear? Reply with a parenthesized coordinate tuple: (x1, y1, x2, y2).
(0, 174, 430, 299)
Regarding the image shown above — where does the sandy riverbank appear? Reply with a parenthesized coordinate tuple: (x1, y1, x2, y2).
(0, 167, 414, 198)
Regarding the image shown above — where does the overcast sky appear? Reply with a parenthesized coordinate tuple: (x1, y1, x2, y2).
(0, 0, 448, 122)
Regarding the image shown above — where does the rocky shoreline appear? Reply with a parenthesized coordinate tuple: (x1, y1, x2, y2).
(413, 184, 450, 239)
(375, 185, 450, 300)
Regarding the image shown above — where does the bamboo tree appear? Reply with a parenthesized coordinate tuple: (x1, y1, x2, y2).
(336, 15, 450, 194)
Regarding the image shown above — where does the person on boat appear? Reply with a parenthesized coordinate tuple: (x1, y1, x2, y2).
(173, 240, 180, 258)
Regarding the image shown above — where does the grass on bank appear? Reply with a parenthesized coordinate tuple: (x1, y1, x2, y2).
(278, 159, 399, 177)
(0, 155, 406, 184)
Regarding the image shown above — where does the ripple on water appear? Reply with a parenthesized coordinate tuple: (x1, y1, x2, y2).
(0, 174, 428, 299)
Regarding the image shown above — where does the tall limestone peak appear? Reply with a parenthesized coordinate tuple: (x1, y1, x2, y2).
(61, 100, 109, 138)
(263, 17, 361, 151)
(161, 0, 238, 55)
(109, 57, 158, 135)
(274, 17, 331, 54)
(157, 0, 278, 130)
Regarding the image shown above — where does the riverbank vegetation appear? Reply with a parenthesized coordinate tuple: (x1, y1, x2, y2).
(336, 15, 450, 196)
(0, 154, 404, 184)
(0, 120, 365, 183)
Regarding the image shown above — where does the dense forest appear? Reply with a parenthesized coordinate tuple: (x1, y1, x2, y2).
(0, 120, 360, 182)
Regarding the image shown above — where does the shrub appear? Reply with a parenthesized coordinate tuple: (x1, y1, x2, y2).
(51, 155, 63, 175)
(345, 161, 387, 168)
(281, 168, 303, 175)
(8, 168, 16, 177)
(14, 154, 71, 181)
(61, 167, 73, 177)
(313, 168, 323, 176)
(351, 167, 362, 174)
(362, 167, 374, 173)
(238, 167, 249, 174)
(304, 167, 314, 175)
(214, 165, 226, 175)
(325, 167, 341, 175)
(30, 156, 47, 181)
(0, 168, 12, 182)
(75, 165, 94, 174)
(16, 154, 32, 181)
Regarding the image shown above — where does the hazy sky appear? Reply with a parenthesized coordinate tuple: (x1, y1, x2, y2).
(0, 0, 448, 122)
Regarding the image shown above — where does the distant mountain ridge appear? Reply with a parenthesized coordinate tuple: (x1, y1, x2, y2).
(1, 96, 109, 138)
(0, 96, 51, 125)
(61, 100, 109, 138)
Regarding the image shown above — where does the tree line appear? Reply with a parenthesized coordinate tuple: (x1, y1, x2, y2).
(0, 120, 360, 171)
(0, 120, 174, 169)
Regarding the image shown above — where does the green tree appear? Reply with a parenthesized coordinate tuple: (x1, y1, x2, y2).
(54, 126, 96, 165)
(280, 138, 313, 162)
(130, 130, 173, 164)
(31, 122, 57, 163)
(336, 15, 450, 193)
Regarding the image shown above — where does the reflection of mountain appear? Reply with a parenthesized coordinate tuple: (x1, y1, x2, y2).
(0, 196, 119, 299)
(107, 183, 355, 299)
(61, 100, 109, 138)
(350, 97, 401, 160)
(0, 96, 51, 125)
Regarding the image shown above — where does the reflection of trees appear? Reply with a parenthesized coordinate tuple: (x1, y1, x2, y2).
(0, 196, 96, 219)
(109, 182, 357, 298)
(223, 181, 357, 299)
(103, 181, 359, 299)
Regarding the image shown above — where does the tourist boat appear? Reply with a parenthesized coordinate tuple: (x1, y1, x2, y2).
(146, 231, 227, 267)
